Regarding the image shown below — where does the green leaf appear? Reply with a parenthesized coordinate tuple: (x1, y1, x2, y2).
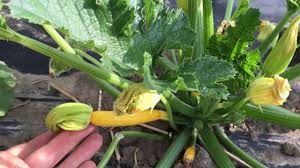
(177, 56, 236, 99)
(143, 52, 187, 92)
(7, 0, 195, 77)
(109, 0, 135, 37)
(209, 8, 260, 94)
(7, 0, 136, 75)
(287, 0, 300, 12)
(118, 8, 196, 72)
(0, 61, 16, 116)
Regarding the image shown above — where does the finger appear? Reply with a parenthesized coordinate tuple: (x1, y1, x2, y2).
(57, 133, 103, 168)
(78, 160, 96, 168)
(7, 131, 54, 159)
(0, 151, 30, 168)
(25, 125, 96, 168)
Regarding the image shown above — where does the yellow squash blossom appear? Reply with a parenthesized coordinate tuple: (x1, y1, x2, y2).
(183, 146, 196, 165)
(45, 103, 93, 133)
(248, 75, 291, 105)
(113, 83, 161, 115)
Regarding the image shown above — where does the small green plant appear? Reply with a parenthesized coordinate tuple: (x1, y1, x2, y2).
(1, 0, 300, 167)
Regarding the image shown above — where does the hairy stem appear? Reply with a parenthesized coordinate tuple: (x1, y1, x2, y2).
(42, 23, 75, 54)
(224, 0, 234, 20)
(156, 127, 192, 168)
(203, 0, 214, 51)
(199, 125, 234, 168)
(0, 27, 132, 89)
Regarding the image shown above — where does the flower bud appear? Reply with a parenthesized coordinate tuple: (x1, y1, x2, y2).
(46, 103, 93, 133)
(257, 21, 278, 48)
(113, 83, 161, 115)
(183, 146, 195, 165)
(263, 16, 300, 76)
(248, 75, 291, 105)
(177, 0, 188, 13)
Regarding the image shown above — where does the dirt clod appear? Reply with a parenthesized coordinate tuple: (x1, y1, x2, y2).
(282, 140, 300, 157)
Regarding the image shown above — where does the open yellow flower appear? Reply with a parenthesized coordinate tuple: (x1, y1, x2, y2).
(248, 75, 291, 105)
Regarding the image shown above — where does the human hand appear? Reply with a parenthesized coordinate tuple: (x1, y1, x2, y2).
(0, 125, 102, 168)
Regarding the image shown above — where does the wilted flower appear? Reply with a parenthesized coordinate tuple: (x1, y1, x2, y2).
(216, 20, 236, 35)
(257, 20, 278, 48)
(183, 146, 195, 165)
(248, 75, 291, 105)
(263, 16, 300, 76)
(46, 103, 93, 133)
(113, 83, 161, 115)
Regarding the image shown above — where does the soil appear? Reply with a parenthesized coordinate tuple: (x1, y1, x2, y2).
(1, 1, 300, 168)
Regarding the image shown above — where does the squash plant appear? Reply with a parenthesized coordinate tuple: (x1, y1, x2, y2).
(1, 0, 300, 167)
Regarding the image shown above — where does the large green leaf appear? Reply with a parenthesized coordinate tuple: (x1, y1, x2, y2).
(0, 61, 16, 116)
(176, 56, 236, 99)
(209, 8, 261, 94)
(7, 0, 195, 76)
(119, 8, 196, 72)
(7, 0, 135, 75)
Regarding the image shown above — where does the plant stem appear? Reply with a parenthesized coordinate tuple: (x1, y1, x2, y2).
(97, 133, 124, 168)
(90, 75, 121, 98)
(0, 27, 197, 117)
(224, 0, 235, 20)
(214, 126, 267, 168)
(199, 125, 235, 168)
(42, 24, 123, 98)
(196, 0, 204, 57)
(75, 49, 102, 67)
(189, 0, 204, 58)
(156, 127, 192, 168)
(259, 10, 296, 55)
(97, 131, 167, 168)
(188, 0, 198, 30)
(0, 27, 133, 89)
(245, 104, 300, 128)
(161, 95, 177, 131)
(42, 23, 75, 54)
(158, 57, 177, 71)
(203, 0, 214, 51)
(163, 90, 196, 117)
(170, 50, 178, 65)
(281, 62, 300, 81)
